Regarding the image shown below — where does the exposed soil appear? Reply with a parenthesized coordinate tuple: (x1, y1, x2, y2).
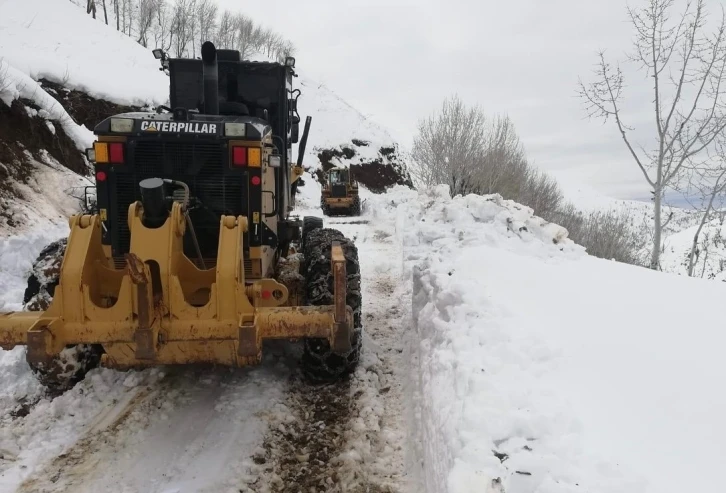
(314, 144, 414, 194)
(38, 79, 141, 129)
(0, 99, 85, 184)
(253, 375, 357, 492)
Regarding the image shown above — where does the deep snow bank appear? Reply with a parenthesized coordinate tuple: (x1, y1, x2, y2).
(378, 185, 726, 493)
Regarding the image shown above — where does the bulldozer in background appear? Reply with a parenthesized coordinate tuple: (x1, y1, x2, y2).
(0, 42, 362, 391)
(320, 166, 361, 216)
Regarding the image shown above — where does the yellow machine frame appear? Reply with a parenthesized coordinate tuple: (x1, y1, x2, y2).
(0, 201, 352, 369)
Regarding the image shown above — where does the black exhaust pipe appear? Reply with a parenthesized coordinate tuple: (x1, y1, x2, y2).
(139, 178, 169, 228)
(201, 41, 219, 115)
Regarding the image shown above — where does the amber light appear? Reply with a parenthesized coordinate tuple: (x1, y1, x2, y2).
(248, 148, 261, 167)
(94, 142, 109, 163)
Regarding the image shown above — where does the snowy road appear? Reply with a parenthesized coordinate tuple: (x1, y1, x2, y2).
(0, 212, 410, 493)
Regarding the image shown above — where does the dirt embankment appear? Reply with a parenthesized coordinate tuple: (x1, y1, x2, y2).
(315, 140, 414, 194)
(0, 79, 139, 227)
(38, 79, 140, 128)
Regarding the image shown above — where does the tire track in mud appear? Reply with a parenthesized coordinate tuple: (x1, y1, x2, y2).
(251, 221, 408, 493)
(249, 375, 358, 492)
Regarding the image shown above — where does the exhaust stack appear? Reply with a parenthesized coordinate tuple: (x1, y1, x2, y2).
(201, 41, 219, 115)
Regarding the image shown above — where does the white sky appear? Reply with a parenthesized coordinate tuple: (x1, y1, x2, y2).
(218, 0, 723, 201)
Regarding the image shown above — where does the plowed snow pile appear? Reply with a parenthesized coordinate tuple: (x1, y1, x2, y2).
(369, 185, 726, 493)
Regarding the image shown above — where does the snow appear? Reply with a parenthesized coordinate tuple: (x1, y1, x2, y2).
(658, 213, 726, 281)
(3, 0, 725, 491)
(0, 0, 169, 107)
(387, 184, 726, 493)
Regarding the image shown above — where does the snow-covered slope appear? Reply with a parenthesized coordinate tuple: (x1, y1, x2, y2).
(0, 0, 168, 107)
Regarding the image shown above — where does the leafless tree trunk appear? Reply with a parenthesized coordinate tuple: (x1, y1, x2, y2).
(579, 0, 726, 270)
(102, 0, 108, 24)
(86, 0, 97, 19)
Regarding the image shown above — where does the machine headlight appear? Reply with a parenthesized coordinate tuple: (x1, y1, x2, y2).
(269, 155, 281, 168)
(110, 118, 134, 133)
(225, 123, 246, 137)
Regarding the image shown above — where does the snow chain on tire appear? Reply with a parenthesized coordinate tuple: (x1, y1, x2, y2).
(302, 228, 362, 381)
(23, 238, 103, 394)
(351, 196, 361, 216)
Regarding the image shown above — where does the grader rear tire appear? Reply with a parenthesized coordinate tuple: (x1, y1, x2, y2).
(302, 228, 362, 381)
(23, 238, 103, 394)
(31, 345, 104, 396)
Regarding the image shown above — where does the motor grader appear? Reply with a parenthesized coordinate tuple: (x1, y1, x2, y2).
(320, 167, 361, 216)
(0, 42, 362, 391)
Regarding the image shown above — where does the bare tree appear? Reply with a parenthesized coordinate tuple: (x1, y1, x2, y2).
(151, 0, 173, 51)
(579, 0, 726, 270)
(411, 95, 488, 197)
(235, 13, 255, 59)
(171, 0, 194, 57)
(197, 0, 218, 47)
(412, 95, 562, 216)
(216, 10, 235, 49)
(137, 0, 158, 47)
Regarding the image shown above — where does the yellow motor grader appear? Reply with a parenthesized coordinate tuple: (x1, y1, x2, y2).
(320, 167, 361, 216)
(0, 42, 361, 391)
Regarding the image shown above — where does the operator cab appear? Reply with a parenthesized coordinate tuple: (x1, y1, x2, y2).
(328, 168, 349, 185)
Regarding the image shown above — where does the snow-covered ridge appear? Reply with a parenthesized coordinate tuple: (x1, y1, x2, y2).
(0, 0, 169, 107)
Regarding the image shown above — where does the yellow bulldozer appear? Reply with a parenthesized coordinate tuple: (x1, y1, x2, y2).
(320, 167, 361, 216)
(0, 42, 362, 391)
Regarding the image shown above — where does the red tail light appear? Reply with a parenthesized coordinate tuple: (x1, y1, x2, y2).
(232, 146, 247, 166)
(251, 176, 261, 186)
(109, 143, 124, 164)
(96, 170, 107, 182)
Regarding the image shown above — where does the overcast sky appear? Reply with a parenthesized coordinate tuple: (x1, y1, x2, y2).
(218, 0, 720, 202)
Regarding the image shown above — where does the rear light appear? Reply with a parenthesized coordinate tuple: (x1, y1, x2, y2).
(251, 176, 261, 186)
(248, 148, 261, 167)
(232, 146, 247, 166)
(93, 142, 109, 163)
(96, 171, 107, 182)
(109, 143, 124, 163)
